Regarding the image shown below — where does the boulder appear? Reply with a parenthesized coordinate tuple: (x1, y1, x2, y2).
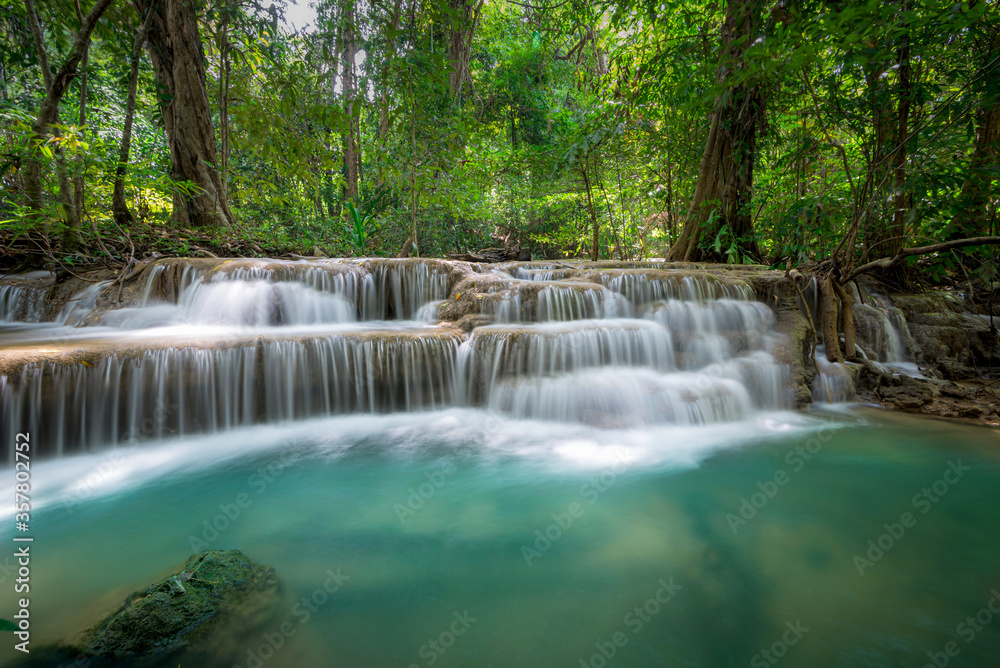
(76, 550, 278, 660)
(892, 292, 1000, 379)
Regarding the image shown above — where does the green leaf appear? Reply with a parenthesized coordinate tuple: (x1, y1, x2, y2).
(0, 619, 18, 632)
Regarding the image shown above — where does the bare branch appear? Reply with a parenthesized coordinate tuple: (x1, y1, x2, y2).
(841, 236, 1000, 284)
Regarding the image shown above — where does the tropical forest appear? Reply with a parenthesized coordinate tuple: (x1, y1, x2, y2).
(0, 0, 999, 667)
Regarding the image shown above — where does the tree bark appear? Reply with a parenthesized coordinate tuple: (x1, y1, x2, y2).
(113, 0, 158, 227)
(72, 0, 89, 241)
(447, 0, 484, 100)
(666, 0, 763, 262)
(950, 3, 999, 239)
(832, 279, 856, 361)
(342, 0, 359, 203)
(820, 276, 843, 363)
(582, 164, 599, 261)
(218, 0, 230, 197)
(142, 0, 234, 228)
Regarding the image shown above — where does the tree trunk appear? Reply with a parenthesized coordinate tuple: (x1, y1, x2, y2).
(832, 280, 856, 361)
(376, 0, 403, 185)
(23, 0, 112, 244)
(666, 0, 763, 262)
(582, 165, 599, 261)
(57, 154, 81, 250)
(71, 0, 89, 246)
(447, 0, 484, 100)
(142, 0, 234, 228)
(219, 0, 230, 197)
(885, 27, 912, 261)
(667, 109, 723, 260)
(113, 0, 158, 227)
(952, 105, 1000, 239)
(409, 61, 419, 256)
(860, 61, 893, 260)
(820, 277, 843, 363)
(342, 0, 359, 203)
(950, 4, 999, 240)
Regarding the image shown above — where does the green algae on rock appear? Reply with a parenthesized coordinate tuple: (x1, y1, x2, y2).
(77, 550, 278, 660)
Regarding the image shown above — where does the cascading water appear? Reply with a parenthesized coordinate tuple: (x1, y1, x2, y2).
(4, 258, 991, 668)
(805, 286, 923, 403)
(0, 272, 51, 323)
(1, 259, 793, 460)
(853, 294, 919, 372)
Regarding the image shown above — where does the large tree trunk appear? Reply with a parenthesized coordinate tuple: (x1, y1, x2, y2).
(342, 0, 359, 203)
(113, 0, 158, 227)
(447, 0, 484, 100)
(952, 105, 1000, 238)
(376, 0, 404, 182)
(218, 0, 231, 198)
(142, 0, 234, 228)
(950, 2, 999, 239)
(865, 6, 912, 266)
(666, 0, 763, 262)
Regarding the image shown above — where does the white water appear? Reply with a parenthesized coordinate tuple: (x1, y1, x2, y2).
(810, 290, 923, 403)
(1, 260, 795, 459)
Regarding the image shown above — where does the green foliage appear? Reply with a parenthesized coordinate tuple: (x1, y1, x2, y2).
(1, 0, 996, 274)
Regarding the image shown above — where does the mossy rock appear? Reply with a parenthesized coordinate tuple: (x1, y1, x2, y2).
(77, 550, 278, 660)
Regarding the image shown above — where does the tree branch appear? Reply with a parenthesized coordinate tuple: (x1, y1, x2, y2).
(35, 0, 116, 131)
(24, 0, 52, 91)
(841, 236, 1000, 284)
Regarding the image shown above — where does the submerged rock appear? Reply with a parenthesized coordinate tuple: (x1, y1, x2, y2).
(76, 550, 278, 660)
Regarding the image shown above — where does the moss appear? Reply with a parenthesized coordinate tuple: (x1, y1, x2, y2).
(77, 550, 277, 660)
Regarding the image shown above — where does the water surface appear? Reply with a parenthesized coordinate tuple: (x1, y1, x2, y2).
(4, 409, 999, 668)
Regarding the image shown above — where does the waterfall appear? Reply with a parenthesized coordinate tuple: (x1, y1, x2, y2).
(1, 258, 801, 458)
(536, 285, 631, 321)
(0, 279, 49, 323)
(810, 292, 920, 403)
(853, 295, 917, 367)
(597, 272, 754, 306)
(487, 367, 757, 427)
(811, 350, 857, 403)
(466, 320, 676, 396)
(1, 329, 465, 457)
(54, 280, 113, 326)
(646, 299, 775, 368)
